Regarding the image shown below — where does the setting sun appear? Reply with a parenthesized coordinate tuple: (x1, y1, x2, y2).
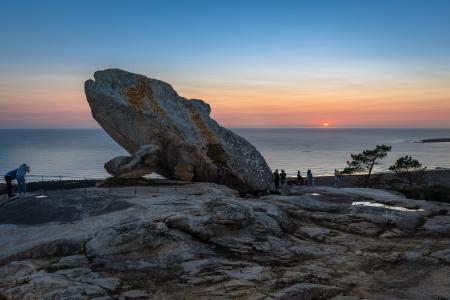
(323, 122, 329, 127)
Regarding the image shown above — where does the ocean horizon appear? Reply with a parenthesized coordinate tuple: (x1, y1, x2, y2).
(1, 128, 449, 180)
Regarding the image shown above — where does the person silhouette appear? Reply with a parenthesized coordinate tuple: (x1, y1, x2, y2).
(273, 169, 280, 190)
(4, 168, 18, 198)
(16, 164, 30, 194)
(334, 169, 341, 188)
(280, 170, 287, 185)
(297, 170, 304, 185)
(307, 169, 315, 188)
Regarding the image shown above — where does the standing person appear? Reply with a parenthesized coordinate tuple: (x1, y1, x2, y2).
(4, 168, 18, 198)
(334, 169, 341, 188)
(273, 169, 280, 190)
(16, 164, 30, 195)
(307, 169, 315, 188)
(297, 170, 304, 185)
(280, 170, 286, 186)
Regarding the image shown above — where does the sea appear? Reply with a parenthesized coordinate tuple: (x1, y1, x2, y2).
(0, 128, 449, 181)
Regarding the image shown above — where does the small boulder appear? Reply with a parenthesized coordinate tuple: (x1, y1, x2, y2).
(51, 255, 90, 269)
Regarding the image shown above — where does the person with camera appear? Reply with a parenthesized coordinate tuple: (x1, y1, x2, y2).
(16, 164, 30, 194)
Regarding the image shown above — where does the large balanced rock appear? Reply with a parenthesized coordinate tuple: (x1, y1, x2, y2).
(85, 69, 273, 193)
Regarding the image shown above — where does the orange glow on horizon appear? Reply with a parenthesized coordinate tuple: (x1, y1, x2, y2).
(1, 72, 450, 128)
(174, 73, 450, 128)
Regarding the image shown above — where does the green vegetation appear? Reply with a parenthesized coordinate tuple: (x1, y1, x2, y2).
(207, 143, 228, 168)
(385, 156, 450, 203)
(343, 144, 392, 187)
(389, 155, 426, 188)
(393, 185, 450, 204)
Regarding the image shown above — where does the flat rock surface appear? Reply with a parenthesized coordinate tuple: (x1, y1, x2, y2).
(1, 183, 449, 299)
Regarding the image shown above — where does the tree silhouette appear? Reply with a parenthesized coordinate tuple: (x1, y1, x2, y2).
(389, 155, 426, 188)
(343, 144, 392, 187)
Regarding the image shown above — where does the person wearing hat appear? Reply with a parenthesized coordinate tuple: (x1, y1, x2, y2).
(16, 164, 30, 195)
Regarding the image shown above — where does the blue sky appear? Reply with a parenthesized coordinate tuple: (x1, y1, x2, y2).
(1, 0, 449, 128)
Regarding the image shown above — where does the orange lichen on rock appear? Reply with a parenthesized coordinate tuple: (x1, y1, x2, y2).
(188, 103, 216, 144)
(125, 77, 147, 110)
(125, 77, 166, 117)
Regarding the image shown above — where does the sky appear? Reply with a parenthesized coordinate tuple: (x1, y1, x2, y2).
(0, 0, 449, 128)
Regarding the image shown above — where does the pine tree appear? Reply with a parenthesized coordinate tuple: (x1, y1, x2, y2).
(389, 155, 426, 188)
(343, 144, 392, 187)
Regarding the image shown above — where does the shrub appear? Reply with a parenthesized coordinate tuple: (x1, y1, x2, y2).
(393, 185, 450, 203)
(389, 155, 426, 188)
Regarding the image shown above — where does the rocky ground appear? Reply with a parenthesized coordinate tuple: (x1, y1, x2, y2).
(0, 183, 449, 299)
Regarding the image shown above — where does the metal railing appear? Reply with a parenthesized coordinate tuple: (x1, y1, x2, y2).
(1, 174, 102, 196)
(1, 174, 182, 197)
(26, 174, 107, 182)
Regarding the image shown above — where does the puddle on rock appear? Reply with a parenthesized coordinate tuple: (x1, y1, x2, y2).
(352, 201, 424, 212)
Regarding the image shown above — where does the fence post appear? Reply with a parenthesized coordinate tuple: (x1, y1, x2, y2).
(42, 176, 46, 194)
(60, 176, 63, 194)
(84, 177, 87, 194)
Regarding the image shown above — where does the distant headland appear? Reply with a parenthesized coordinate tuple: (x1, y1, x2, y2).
(420, 138, 450, 143)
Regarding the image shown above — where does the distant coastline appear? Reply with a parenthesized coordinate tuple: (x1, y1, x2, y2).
(420, 138, 450, 143)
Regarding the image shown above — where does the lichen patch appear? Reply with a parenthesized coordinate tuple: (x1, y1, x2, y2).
(124, 77, 166, 117)
(188, 103, 216, 144)
(125, 77, 147, 110)
(206, 143, 228, 168)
